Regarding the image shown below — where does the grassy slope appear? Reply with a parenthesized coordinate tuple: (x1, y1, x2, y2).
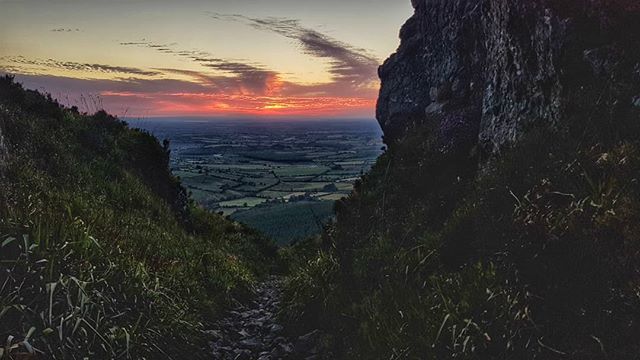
(282, 21, 640, 360)
(284, 116, 640, 360)
(0, 76, 277, 359)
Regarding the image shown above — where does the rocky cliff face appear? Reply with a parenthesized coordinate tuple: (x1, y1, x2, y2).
(378, 0, 640, 154)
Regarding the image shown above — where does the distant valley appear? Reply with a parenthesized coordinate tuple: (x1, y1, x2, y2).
(129, 118, 384, 244)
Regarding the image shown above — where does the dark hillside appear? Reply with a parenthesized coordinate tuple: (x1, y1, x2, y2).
(0, 76, 277, 359)
(283, 1, 640, 359)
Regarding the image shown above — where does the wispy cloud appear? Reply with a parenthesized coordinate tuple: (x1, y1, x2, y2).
(121, 14, 381, 97)
(2, 56, 160, 77)
(119, 41, 280, 95)
(2, 16, 381, 117)
(207, 13, 379, 89)
(50, 28, 81, 32)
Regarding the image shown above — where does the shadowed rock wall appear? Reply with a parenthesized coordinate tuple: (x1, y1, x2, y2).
(378, 0, 640, 154)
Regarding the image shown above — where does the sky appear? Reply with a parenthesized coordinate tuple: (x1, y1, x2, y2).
(0, 0, 413, 118)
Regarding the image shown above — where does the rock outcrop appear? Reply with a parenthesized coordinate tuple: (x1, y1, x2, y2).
(378, 0, 640, 154)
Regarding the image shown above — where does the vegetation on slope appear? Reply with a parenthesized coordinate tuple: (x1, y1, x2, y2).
(232, 201, 335, 246)
(281, 53, 640, 360)
(0, 76, 277, 359)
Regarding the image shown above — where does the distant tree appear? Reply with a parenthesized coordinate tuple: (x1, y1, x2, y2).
(322, 183, 338, 192)
(162, 139, 171, 154)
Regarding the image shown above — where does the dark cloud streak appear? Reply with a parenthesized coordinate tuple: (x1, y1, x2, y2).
(2, 15, 382, 116)
(208, 13, 379, 88)
(120, 15, 381, 98)
(3, 56, 160, 77)
(119, 41, 279, 94)
(50, 28, 80, 32)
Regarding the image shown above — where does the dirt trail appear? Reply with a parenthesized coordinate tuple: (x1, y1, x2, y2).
(208, 277, 321, 360)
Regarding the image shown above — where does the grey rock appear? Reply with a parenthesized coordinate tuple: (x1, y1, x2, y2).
(205, 276, 321, 358)
(278, 342, 294, 354)
(205, 329, 222, 339)
(233, 349, 251, 360)
(239, 338, 260, 350)
(377, 0, 640, 155)
(270, 324, 284, 333)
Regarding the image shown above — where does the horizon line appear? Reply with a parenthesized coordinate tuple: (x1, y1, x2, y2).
(124, 115, 379, 122)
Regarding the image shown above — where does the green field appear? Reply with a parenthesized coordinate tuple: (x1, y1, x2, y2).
(219, 197, 269, 208)
(273, 165, 330, 177)
(318, 193, 349, 201)
(335, 182, 355, 191)
(231, 201, 335, 245)
(174, 160, 369, 245)
(148, 119, 383, 244)
(272, 182, 332, 192)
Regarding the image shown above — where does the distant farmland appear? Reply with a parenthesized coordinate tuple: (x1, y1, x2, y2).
(130, 118, 383, 244)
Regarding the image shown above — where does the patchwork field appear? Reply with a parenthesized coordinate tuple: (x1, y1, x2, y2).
(129, 118, 383, 244)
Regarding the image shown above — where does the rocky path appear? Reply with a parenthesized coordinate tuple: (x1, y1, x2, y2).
(208, 277, 321, 360)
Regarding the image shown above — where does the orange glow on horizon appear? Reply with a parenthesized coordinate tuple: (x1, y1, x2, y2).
(99, 91, 377, 117)
(263, 103, 289, 110)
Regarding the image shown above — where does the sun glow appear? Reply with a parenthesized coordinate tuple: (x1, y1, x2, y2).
(93, 90, 376, 117)
(263, 103, 289, 110)
(0, 0, 412, 118)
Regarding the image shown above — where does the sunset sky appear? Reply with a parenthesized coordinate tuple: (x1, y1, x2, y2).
(0, 0, 412, 118)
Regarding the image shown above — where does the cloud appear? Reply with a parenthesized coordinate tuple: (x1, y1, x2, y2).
(120, 15, 381, 97)
(207, 13, 379, 89)
(2, 56, 160, 77)
(50, 28, 81, 32)
(1, 17, 382, 117)
(1, 72, 375, 117)
(156, 67, 282, 96)
(120, 41, 280, 95)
